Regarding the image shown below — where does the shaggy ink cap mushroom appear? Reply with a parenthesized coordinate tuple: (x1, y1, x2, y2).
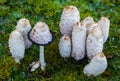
(28, 22, 54, 46)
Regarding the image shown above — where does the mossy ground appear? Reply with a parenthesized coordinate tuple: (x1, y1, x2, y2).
(0, 0, 120, 80)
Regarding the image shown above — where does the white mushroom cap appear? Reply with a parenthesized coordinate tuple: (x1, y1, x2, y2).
(83, 52, 107, 77)
(71, 22, 86, 60)
(90, 25, 103, 38)
(28, 22, 53, 45)
(82, 16, 94, 26)
(86, 24, 104, 59)
(16, 18, 32, 49)
(16, 18, 31, 35)
(81, 16, 95, 35)
(60, 6, 80, 35)
(8, 30, 25, 64)
(98, 17, 110, 43)
(59, 34, 71, 58)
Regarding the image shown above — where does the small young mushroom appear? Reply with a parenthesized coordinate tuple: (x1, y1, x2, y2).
(81, 16, 95, 36)
(60, 6, 80, 35)
(9, 30, 25, 64)
(59, 34, 71, 59)
(98, 17, 110, 43)
(83, 52, 107, 77)
(71, 22, 86, 61)
(86, 24, 103, 59)
(28, 22, 54, 71)
(16, 18, 32, 49)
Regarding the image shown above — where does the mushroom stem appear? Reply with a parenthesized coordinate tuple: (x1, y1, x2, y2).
(40, 46, 46, 71)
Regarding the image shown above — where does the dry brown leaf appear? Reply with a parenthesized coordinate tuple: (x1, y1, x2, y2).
(103, 71, 111, 76)
(107, 54, 114, 59)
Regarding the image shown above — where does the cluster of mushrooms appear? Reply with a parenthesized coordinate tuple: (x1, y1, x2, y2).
(59, 6, 110, 77)
(8, 5, 110, 77)
(9, 19, 54, 71)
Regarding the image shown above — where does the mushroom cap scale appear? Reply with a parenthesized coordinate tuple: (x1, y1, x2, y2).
(28, 22, 54, 46)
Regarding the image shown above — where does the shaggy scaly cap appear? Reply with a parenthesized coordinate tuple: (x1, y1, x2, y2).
(82, 16, 95, 35)
(29, 22, 53, 45)
(86, 24, 103, 59)
(98, 17, 110, 43)
(60, 6, 80, 35)
(9, 30, 25, 63)
(71, 22, 86, 60)
(83, 52, 107, 77)
(16, 18, 32, 49)
(59, 34, 71, 58)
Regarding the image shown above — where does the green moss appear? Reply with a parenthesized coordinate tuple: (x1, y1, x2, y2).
(0, 56, 18, 80)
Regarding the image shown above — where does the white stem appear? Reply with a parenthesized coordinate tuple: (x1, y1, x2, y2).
(40, 46, 46, 70)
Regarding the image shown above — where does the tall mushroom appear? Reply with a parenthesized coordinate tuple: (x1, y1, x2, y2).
(60, 6, 80, 35)
(9, 30, 25, 63)
(83, 52, 107, 77)
(86, 24, 103, 59)
(16, 18, 32, 49)
(71, 22, 86, 60)
(98, 17, 110, 43)
(28, 22, 54, 71)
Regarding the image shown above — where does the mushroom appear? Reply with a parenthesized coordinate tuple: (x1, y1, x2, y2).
(59, 34, 71, 59)
(16, 18, 32, 49)
(86, 24, 103, 59)
(98, 17, 110, 43)
(71, 22, 86, 61)
(82, 16, 94, 25)
(29, 61, 40, 72)
(81, 16, 95, 36)
(28, 22, 54, 71)
(83, 52, 107, 77)
(60, 6, 80, 35)
(9, 30, 25, 64)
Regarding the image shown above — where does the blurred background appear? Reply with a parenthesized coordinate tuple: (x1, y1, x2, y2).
(0, 0, 120, 80)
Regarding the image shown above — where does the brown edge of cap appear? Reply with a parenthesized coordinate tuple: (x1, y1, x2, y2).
(27, 29, 54, 46)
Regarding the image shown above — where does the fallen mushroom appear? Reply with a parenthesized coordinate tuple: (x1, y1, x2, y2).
(86, 24, 103, 59)
(98, 17, 110, 43)
(71, 22, 86, 61)
(60, 6, 80, 35)
(30, 61, 40, 72)
(83, 52, 107, 77)
(59, 34, 71, 59)
(16, 18, 32, 49)
(28, 22, 54, 71)
(9, 30, 25, 64)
